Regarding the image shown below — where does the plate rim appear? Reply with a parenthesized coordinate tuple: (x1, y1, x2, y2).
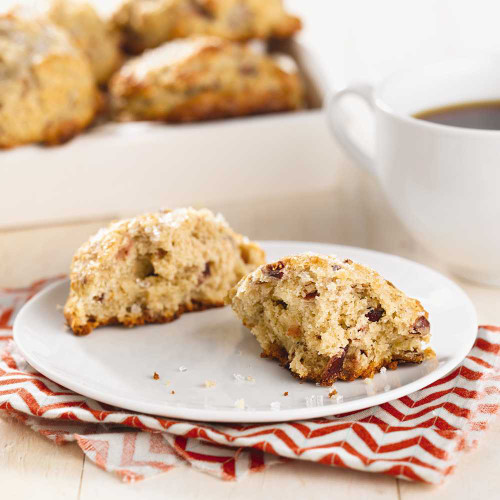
(13, 240, 478, 423)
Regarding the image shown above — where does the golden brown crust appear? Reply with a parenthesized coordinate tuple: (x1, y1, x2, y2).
(269, 13, 301, 39)
(162, 86, 300, 122)
(110, 36, 303, 122)
(66, 298, 224, 336)
(0, 12, 98, 149)
(169, 12, 302, 43)
(114, 0, 302, 54)
(42, 120, 84, 146)
(261, 343, 434, 386)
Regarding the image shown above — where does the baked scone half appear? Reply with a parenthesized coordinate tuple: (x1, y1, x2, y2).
(110, 36, 304, 122)
(0, 12, 98, 148)
(114, 0, 301, 54)
(64, 208, 265, 336)
(228, 254, 435, 385)
(45, 0, 122, 85)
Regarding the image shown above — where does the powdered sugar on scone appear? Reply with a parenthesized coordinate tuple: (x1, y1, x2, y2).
(64, 207, 265, 335)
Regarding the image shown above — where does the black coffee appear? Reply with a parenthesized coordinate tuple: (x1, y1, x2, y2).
(414, 100, 500, 130)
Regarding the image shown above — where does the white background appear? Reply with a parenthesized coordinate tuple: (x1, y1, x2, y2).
(6, 0, 500, 90)
(289, 0, 500, 90)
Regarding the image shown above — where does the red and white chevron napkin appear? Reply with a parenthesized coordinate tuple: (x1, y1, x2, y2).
(1, 279, 500, 484)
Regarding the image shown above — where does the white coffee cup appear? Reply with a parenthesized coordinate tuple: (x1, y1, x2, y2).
(327, 55, 500, 286)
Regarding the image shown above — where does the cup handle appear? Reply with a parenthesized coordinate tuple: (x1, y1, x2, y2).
(326, 84, 377, 176)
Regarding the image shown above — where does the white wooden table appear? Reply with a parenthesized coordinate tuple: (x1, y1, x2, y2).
(1, 163, 500, 499)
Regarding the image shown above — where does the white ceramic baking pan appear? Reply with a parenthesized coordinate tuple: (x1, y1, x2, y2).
(0, 40, 343, 228)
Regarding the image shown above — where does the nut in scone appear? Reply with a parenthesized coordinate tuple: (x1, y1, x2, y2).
(114, 0, 301, 54)
(64, 208, 265, 335)
(228, 254, 435, 385)
(0, 12, 98, 148)
(109, 36, 304, 122)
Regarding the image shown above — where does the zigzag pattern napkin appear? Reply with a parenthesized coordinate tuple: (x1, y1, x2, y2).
(1, 279, 499, 483)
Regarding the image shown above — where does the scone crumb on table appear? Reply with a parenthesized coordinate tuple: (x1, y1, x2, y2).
(234, 398, 245, 409)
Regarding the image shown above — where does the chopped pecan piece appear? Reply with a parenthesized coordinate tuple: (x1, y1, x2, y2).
(287, 325, 302, 338)
(116, 239, 133, 260)
(366, 307, 385, 322)
(264, 261, 285, 279)
(203, 262, 211, 277)
(304, 290, 319, 300)
(198, 262, 212, 285)
(190, 0, 215, 19)
(320, 346, 348, 384)
(273, 299, 288, 309)
(410, 316, 430, 335)
(157, 248, 168, 258)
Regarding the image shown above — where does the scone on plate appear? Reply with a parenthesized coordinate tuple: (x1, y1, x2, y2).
(46, 0, 122, 85)
(64, 208, 266, 335)
(228, 254, 434, 385)
(114, 0, 301, 54)
(0, 12, 98, 148)
(109, 36, 304, 122)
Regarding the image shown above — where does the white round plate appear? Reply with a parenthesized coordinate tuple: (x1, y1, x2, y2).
(14, 241, 477, 423)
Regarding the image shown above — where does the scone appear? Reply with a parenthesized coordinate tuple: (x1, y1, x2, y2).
(46, 0, 122, 85)
(64, 208, 266, 335)
(228, 254, 434, 385)
(0, 12, 98, 148)
(109, 36, 304, 122)
(114, 0, 301, 54)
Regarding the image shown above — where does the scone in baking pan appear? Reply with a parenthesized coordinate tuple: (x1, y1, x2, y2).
(0, 40, 341, 228)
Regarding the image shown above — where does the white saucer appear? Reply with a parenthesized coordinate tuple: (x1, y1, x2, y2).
(13, 241, 477, 423)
